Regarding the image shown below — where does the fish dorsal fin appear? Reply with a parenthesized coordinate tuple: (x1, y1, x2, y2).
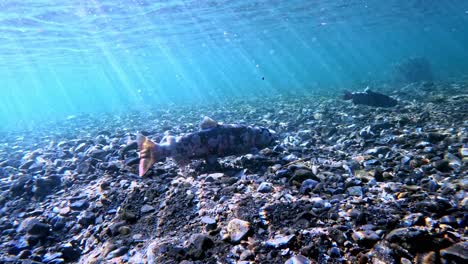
(364, 86, 373, 93)
(200, 116, 219, 130)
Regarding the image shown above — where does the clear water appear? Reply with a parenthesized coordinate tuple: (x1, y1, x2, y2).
(1, 0, 468, 128)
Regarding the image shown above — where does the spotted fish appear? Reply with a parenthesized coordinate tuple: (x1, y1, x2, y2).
(137, 117, 276, 177)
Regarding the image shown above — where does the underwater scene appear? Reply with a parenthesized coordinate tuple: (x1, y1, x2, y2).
(0, 0, 467, 263)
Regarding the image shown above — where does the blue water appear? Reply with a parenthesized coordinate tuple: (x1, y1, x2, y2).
(1, 0, 468, 128)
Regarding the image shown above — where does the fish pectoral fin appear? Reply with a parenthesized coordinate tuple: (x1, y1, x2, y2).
(137, 133, 158, 177)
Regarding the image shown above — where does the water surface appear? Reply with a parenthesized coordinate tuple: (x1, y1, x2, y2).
(1, 0, 467, 128)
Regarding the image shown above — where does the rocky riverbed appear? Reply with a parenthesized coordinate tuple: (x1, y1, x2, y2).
(0, 81, 467, 264)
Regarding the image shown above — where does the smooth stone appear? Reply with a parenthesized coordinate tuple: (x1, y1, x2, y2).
(276, 169, 291, 178)
(385, 227, 433, 251)
(74, 143, 88, 153)
(439, 215, 457, 227)
(70, 199, 89, 211)
(460, 147, 468, 157)
(365, 147, 391, 156)
(43, 252, 62, 263)
(285, 255, 311, 264)
(132, 234, 143, 240)
(50, 215, 66, 231)
(369, 241, 400, 263)
(265, 234, 295, 249)
(257, 182, 273, 193)
(364, 159, 380, 167)
(107, 221, 126, 236)
(300, 179, 319, 194)
(310, 197, 325, 208)
(106, 246, 129, 259)
(445, 153, 462, 169)
(121, 141, 138, 154)
(440, 242, 467, 263)
(201, 216, 217, 231)
(118, 226, 131, 235)
(18, 249, 32, 259)
(329, 247, 341, 258)
(433, 159, 451, 172)
(60, 242, 81, 262)
(18, 218, 50, 238)
(327, 227, 346, 245)
(402, 213, 425, 227)
(59, 207, 71, 216)
(48, 258, 65, 264)
(239, 249, 255, 261)
(140, 205, 155, 214)
(77, 211, 96, 227)
(89, 149, 108, 160)
(347, 186, 363, 196)
(227, 219, 251, 243)
(352, 230, 380, 248)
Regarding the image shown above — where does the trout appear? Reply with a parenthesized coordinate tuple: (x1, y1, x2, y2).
(343, 87, 397, 107)
(137, 117, 276, 177)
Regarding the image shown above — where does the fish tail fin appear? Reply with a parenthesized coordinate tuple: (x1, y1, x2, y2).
(137, 133, 158, 177)
(343, 90, 353, 100)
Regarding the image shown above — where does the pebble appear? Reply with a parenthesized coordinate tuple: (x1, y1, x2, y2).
(201, 216, 217, 231)
(257, 182, 273, 193)
(285, 255, 311, 264)
(106, 246, 129, 259)
(70, 199, 89, 211)
(439, 215, 457, 227)
(433, 159, 451, 172)
(60, 243, 81, 262)
(352, 230, 380, 248)
(460, 147, 468, 157)
(118, 226, 131, 235)
(140, 205, 155, 214)
(74, 143, 88, 153)
(18, 218, 50, 238)
(347, 186, 363, 196)
(43, 252, 62, 263)
(227, 219, 251, 243)
(329, 246, 341, 258)
(59, 207, 71, 216)
(18, 249, 31, 259)
(440, 241, 467, 263)
(77, 211, 96, 227)
(300, 179, 319, 194)
(265, 234, 296, 249)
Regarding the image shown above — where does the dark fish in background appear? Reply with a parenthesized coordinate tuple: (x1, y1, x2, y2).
(343, 87, 398, 107)
(137, 117, 276, 177)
